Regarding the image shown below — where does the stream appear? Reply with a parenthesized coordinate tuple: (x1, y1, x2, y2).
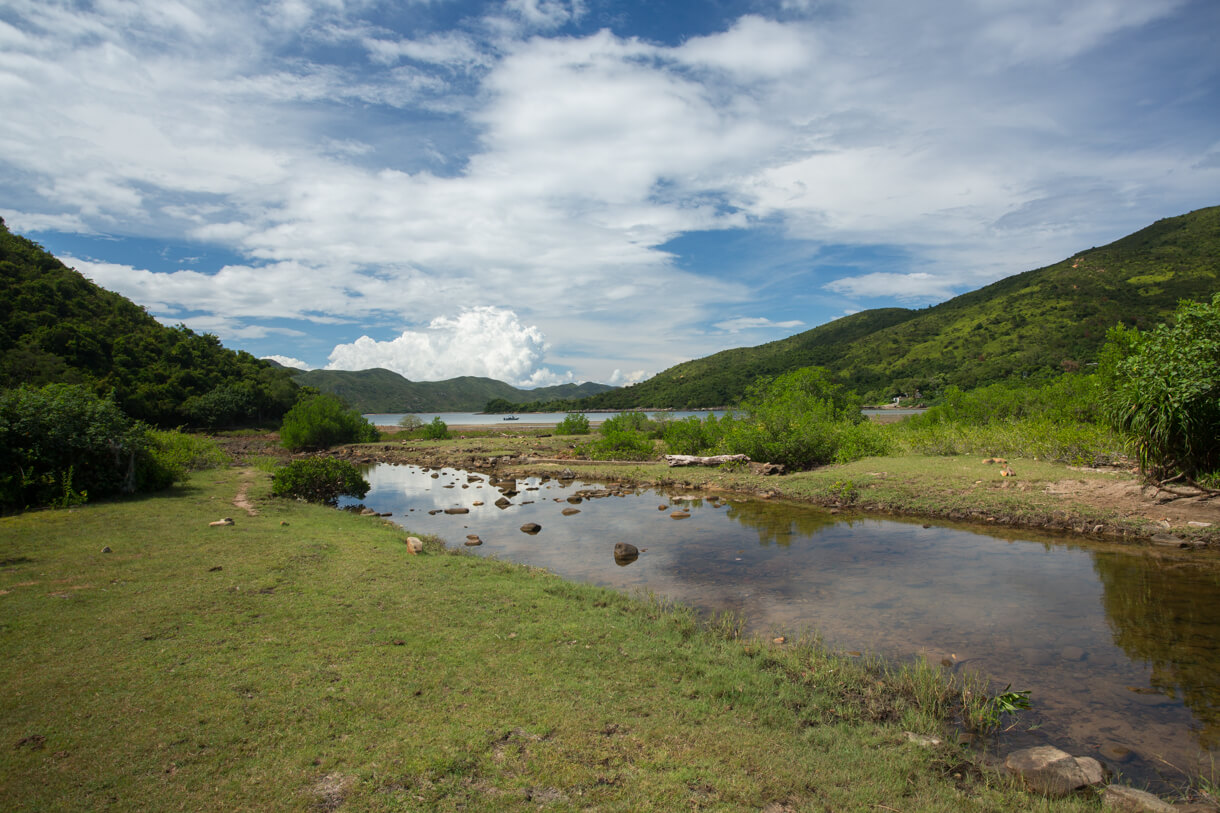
(341, 463, 1220, 792)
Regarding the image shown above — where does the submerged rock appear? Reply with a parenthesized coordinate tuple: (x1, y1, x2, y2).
(613, 542, 638, 565)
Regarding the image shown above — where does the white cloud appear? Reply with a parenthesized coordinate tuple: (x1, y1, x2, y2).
(608, 369, 649, 386)
(263, 354, 311, 370)
(713, 316, 805, 333)
(325, 306, 572, 387)
(823, 272, 959, 302)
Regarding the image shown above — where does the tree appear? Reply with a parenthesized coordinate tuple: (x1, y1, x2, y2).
(1099, 293, 1220, 483)
(280, 394, 379, 451)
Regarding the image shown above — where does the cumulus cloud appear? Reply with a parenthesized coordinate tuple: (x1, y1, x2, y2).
(325, 306, 572, 387)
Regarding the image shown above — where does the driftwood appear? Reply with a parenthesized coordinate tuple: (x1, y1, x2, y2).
(664, 454, 751, 468)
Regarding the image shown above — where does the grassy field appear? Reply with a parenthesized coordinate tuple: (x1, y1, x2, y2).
(0, 464, 1105, 811)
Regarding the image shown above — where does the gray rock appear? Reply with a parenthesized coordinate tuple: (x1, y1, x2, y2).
(1005, 745, 1104, 797)
(1101, 785, 1176, 812)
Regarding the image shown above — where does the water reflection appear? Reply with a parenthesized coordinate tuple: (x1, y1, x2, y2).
(1094, 552, 1220, 748)
(346, 463, 1220, 788)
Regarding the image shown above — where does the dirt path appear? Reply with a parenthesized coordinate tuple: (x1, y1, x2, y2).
(233, 468, 259, 516)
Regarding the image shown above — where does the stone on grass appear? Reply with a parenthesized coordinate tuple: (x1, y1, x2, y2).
(405, 537, 424, 554)
(1004, 745, 1104, 797)
(904, 732, 942, 747)
(1101, 785, 1176, 812)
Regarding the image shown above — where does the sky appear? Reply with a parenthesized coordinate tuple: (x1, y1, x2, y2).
(2, 0, 1218, 388)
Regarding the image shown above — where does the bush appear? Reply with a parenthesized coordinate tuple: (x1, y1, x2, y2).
(420, 416, 449, 439)
(271, 457, 370, 504)
(663, 415, 727, 456)
(588, 427, 656, 460)
(556, 412, 591, 434)
(279, 394, 379, 451)
(716, 367, 871, 469)
(147, 430, 230, 481)
(1099, 293, 1220, 480)
(0, 383, 172, 512)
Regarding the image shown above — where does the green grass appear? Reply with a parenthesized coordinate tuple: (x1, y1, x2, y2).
(0, 466, 1101, 811)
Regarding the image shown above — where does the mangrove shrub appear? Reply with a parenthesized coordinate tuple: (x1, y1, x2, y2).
(271, 457, 370, 504)
(1099, 293, 1220, 481)
(280, 393, 379, 451)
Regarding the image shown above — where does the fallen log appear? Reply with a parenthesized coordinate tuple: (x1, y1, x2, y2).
(664, 454, 751, 467)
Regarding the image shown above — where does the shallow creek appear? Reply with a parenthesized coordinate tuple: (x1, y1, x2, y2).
(343, 463, 1220, 791)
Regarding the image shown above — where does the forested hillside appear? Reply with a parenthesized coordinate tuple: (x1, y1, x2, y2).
(0, 218, 298, 426)
(292, 367, 614, 413)
(579, 206, 1220, 408)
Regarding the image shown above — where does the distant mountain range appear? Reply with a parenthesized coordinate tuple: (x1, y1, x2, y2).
(290, 367, 615, 413)
(570, 205, 1220, 409)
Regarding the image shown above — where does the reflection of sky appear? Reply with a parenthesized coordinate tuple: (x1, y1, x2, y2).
(347, 464, 1220, 784)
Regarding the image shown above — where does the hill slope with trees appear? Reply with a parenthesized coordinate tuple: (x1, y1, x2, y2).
(0, 218, 298, 426)
(292, 367, 614, 413)
(578, 206, 1220, 408)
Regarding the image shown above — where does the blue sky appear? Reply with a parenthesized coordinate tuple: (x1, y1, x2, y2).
(2, 0, 1218, 387)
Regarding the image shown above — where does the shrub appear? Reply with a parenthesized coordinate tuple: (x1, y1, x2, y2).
(588, 427, 656, 460)
(1099, 293, 1220, 481)
(147, 430, 230, 481)
(717, 367, 870, 469)
(556, 412, 591, 434)
(663, 415, 728, 456)
(271, 457, 370, 504)
(420, 416, 449, 439)
(280, 394, 379, 451)
(0, 383, 172, 512)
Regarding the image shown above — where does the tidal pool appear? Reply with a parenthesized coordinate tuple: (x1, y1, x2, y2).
(343, 463, 1220, 791)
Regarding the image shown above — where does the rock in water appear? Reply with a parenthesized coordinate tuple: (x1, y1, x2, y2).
(520, 523, 541, 535)
(613, 542, 639, 565)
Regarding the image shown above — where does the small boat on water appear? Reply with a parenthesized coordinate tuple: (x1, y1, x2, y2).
(503, 415, 519, 421)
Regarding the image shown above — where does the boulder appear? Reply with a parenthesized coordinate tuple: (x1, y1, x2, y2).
(464, 535, 483, 547)
(520, 523, 542, 535)
(405, 537, 424, 554)
(494, 497, 512, 508)
(1100, 785, 1176, 812)
(613, 542, 639, 565)
(1004, 746, 1104, 796)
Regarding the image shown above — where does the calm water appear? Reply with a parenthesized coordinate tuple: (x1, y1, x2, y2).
(343, 464, 1220, 790)
(364, 410, 731, 426)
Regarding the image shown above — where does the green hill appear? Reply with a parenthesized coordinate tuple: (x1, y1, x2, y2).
(292, 368, 614, 413)
(0, 218, 299, 426)
(580, 206, 1220, 408)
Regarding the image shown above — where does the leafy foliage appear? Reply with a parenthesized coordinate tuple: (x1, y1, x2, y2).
(584, 413, 658, 459)
(719, 368, 890, 469)
(0, 383, 173, 512)
(270, 457, 370, 504)
(279, 394, 379, 451)
(1099, 293, 1220, 480)
(889, 374, 1124, 465)
(146, 430, 230, 481)
(420, 416, 450, 439)
(555, 412, 591, 434)
(0, 218, 299, 427)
